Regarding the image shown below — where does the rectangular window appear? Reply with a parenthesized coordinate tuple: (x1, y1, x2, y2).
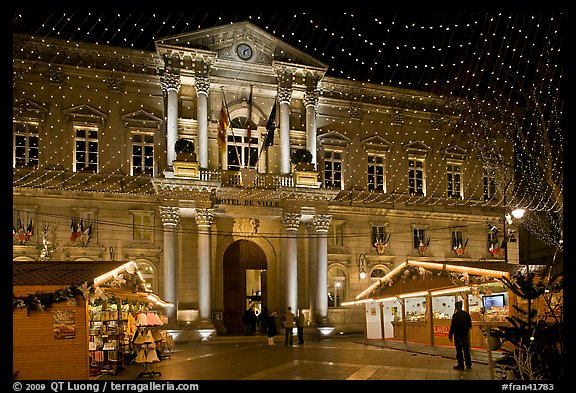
(132, 212, 152, 241)
(483, 167, 496, 200)
(372, 225, 387, 245)
(227, 133, 258, 170)
(451, 228, 464, 249)
(323, 150, 342, 189)
(446, 163, 462, 198)
(14, 122, 39, 168)
(367, 154, 385, 192)
(413, 227, 426, 249)
(132, 132, 155, 176)
(408, 158, 425, 195)
(75, 127, 98, 172)
(328, 221, 345, 248)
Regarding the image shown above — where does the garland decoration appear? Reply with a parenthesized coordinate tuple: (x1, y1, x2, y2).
(13, 282, 98, 316)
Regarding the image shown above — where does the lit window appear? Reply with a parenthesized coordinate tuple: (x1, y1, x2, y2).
(131, 210, 154, 242)
(367, 154, 385, 192)
(328, 266, 346, 307)
(413, 227, 426, 249)
(483, 167, 496, 200)
(446, 163, 462, 198)
(227, 132, 259, 170)
(408, 158, 425, 195)
(132, 132, 155, 176)
(74, 127, 98, 172)
(323, 150, 342, 189)
(13, 122, 39, 168)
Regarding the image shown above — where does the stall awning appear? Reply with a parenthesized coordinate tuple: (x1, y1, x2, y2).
(13, 260, 171, 308)
(345, 260, 525, 305)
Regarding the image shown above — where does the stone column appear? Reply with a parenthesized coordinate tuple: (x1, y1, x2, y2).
(306, 222, 318, 325)
(278, 86, 293, 174)
(282, 211, 301, 312)
(304, 90, 319, 168)
(159, 206, 180, 325)
(160, 72, 181, 168)
(314, 214, 332, 325)
(195, 208, 215, 323)
(194, 76, 210, 169)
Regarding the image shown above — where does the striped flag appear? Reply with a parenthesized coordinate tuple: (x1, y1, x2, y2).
(262, 101, 277, 148)
(217, 99, 229, 153)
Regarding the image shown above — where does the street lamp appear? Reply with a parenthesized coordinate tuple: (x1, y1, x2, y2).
(502, 178, 526, 264)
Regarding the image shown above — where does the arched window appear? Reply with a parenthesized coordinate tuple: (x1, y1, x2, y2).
(135, 259, 157, 292)
(328, 265, 346, 307)
(370, 267, 388, 282)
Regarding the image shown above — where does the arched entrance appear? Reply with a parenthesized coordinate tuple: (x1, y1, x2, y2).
(223, 240, 267, 334)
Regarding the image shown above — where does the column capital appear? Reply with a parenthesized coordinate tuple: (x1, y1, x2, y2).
(160, 206, 180, 226)
(313, 214, 332, 232)
(282, 212, 302, 231)
(160, 72, 181, 93)
(195, 208, 215, 227)
(194, 76, 211, 96)
(277, 86, 293, 104)
(304, 90, 319, 110)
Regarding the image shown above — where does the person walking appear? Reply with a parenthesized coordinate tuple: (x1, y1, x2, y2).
(266, 311, 278, 345)
(448, 300, 473, 370)
(296, 309, 307, 345)
(283, 307, 296, 346)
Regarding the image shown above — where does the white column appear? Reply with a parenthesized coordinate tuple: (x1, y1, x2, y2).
(195, 76, 210, 168)
(304, 90, 319, 168)
(160, 73, 181, 168)
(195, 208, 214, 321)
(160, 206, 180, 325)
(282, 211, 301, 312)
(278, 86, 292, 174)
(314, 214, 331, 325)
(307, 223, 318, 324)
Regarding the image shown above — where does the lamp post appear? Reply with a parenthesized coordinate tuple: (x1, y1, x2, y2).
(502, 178, 525, 264)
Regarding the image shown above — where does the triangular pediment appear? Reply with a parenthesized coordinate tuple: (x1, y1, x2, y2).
(318, 131, 351, 148)
(13, 98, 49, 120)
(121, 110, 163, 129)
(402, 140, 431, 156)
(63, 105, 108, 124)
(361, 135, 393, 152)
(440, 145, 467, 161)
(155, 21, 327, 71)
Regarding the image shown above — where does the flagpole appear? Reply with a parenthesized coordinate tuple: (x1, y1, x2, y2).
(221, 87, 243, 169)
(257, 99, 277, 164)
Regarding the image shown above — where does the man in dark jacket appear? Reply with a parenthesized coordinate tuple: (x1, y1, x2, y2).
(448, 300, 473, 370)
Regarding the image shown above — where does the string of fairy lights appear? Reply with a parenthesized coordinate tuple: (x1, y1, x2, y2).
(12, 11, 564, 249)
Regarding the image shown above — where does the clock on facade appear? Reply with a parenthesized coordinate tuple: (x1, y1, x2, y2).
(236, 43, 253, 60)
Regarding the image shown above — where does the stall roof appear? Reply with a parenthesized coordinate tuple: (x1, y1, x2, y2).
(348, 260, 528, 305)
(12, 260, 132, 286)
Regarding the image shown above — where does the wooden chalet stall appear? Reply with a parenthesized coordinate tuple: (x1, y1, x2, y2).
(13, 260, 171, 380)
(344, 260, 523, 349)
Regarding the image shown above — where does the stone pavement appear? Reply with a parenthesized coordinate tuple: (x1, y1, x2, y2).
(98, 333, 505, 382)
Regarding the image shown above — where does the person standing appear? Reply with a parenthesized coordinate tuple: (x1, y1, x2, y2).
(296, 309, 307, 345)
(283, 307, 296, 346)
(266, 311, 278, 346)
(448, 300, 473, 370)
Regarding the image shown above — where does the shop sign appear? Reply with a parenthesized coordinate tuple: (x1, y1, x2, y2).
(433, 325, 450, 337)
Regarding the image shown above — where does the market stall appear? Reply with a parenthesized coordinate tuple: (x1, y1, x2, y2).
(13, 260, 172, 380)
(344, 260, 522, 349)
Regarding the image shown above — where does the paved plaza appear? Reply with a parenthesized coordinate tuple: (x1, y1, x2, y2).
(100, 334, 499, 381)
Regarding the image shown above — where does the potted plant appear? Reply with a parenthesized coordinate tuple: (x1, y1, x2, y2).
(173, 138, 200, 178)
(290, 148, 314, 171)
(174, 138, 197, 162)
(291, 148, 319, 187)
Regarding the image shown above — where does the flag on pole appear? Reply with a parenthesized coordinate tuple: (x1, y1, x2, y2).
(246, 86, 253, 144)
(70, 219, 77, 242)
(217, 99, 229, 153)
(262, 101, 277, 148)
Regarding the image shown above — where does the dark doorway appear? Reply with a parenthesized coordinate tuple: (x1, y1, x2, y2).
(223, 240, 267, 334)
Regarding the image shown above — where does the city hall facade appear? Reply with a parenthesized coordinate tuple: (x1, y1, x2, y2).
(12, 21, 516, 338)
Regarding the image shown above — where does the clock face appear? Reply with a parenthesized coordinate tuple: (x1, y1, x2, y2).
(236, 43, 253, 60)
